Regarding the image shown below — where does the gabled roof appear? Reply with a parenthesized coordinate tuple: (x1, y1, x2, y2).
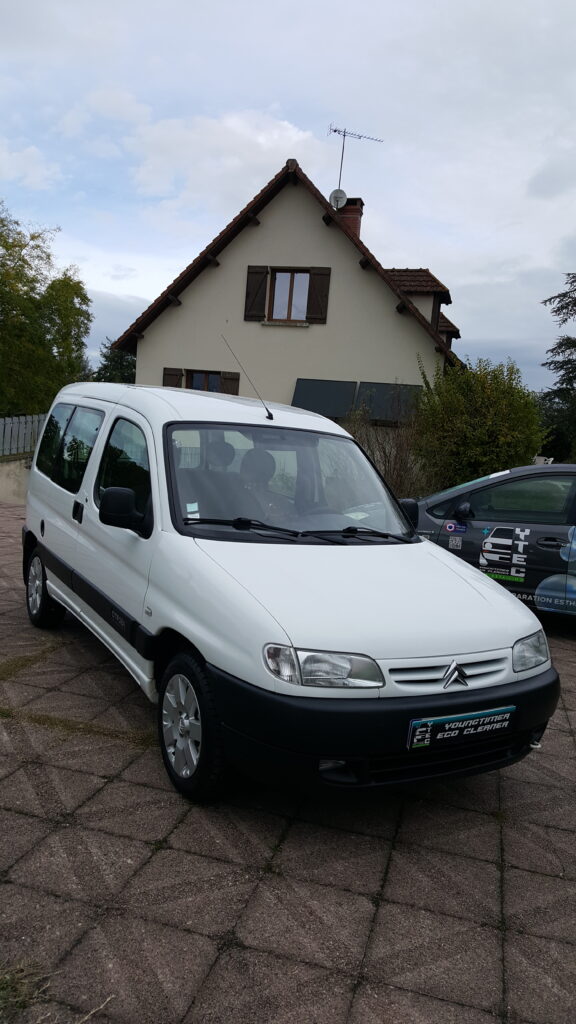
(438, 312, 461, 339)
(383, 268, 451, 302)
(114, 159, 455, 362)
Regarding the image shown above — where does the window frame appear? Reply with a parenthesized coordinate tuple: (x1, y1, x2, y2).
(268, 269, 310, 323)
(38, 404, 104, 495)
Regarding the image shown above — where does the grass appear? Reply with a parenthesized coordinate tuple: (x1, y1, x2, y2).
(0, 963, 48, 1022)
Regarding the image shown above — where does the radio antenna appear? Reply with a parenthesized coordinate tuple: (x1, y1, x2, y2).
(220, 334, 273, 420)
(328, 124, 385, 189)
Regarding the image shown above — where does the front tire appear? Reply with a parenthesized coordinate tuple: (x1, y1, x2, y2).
(158, 652, 225, 800)
(26, 549, 66, 629)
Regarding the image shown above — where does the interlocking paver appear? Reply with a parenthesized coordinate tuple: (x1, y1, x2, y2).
(364, 902, 502, 1012)
(51, 912, 217, 1023)
(275, 821, 390, 895)
(169, 802, 286, 865)
(349, 982, 500, 1024)
(121, 847, 259, 936)
(504, 866, 576, 943)
(0, 762, 105, 818)
(0, 883, 94, 969)
(184, 947, 353, 1024)
(383, 844, 501, 925)
(505, 932, 576, 1024)
(74, 778, 185, 841)
(0, 807, 53, 870)
(396, 800, 501, 862)
(236, 873, 374, 971)
(503, 822, 576, 879)
(501, 777, 576, 830)
(9, 825, 152, 904)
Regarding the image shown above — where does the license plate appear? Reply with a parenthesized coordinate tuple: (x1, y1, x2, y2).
(408, 706, 516, 751)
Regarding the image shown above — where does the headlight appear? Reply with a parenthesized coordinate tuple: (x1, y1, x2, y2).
(512, 630, 550, 672)
(263, 645, 384, 688)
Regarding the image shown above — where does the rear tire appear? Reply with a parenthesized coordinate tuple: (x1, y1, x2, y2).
(157, 651, 225, 800)
(25, 549, 66, 629)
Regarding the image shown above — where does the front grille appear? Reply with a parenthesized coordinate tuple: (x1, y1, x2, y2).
(384, 653, 509, 694)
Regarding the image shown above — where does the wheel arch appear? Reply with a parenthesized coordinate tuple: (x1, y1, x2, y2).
(23, 529, 38, 584)
(154, 628, 206, 686)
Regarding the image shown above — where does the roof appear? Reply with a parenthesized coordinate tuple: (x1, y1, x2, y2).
(382, 269, 451, 300)
(438, 312, 461, 339)
(55, 382, 348, 435)
(113, 159, 455, 363)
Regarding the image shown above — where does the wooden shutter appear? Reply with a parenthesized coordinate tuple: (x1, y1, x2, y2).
(220, 371, 240, 395)
(244, 266, 269, 321)
(162, 367, 183, 387)
(306, 268, 331, 323)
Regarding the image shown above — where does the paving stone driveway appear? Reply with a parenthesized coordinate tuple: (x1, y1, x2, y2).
(1, 501, 576, 1024)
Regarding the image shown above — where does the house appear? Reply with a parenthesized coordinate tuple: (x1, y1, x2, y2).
(114, 159, 459, 421)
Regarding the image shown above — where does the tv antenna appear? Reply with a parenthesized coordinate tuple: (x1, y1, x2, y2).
(328, 124, 385, 191)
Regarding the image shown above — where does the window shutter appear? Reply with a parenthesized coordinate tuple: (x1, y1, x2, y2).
(244, 266, 269, 321)
(306, 268, 331, 323)
(162, 367, 183, 387)
(220, 371, 240, 395)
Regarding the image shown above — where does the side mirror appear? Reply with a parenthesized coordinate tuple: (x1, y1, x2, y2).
(454, 501, 473, 521)
(399, 498, 419, 530)
(99, 487, 145, 533)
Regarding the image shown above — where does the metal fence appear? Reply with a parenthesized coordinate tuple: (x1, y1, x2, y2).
(0, 414, 46, 457)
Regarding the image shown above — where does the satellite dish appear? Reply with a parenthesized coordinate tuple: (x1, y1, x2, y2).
(329, 188, 348, 210)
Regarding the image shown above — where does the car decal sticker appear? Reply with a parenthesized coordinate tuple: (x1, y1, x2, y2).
(444, 521, 467, 534)
(479, 526, 531, 582)
(448, 536, 463, 550)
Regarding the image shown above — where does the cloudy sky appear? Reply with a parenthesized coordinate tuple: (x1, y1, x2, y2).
(2, 0, 575, 390)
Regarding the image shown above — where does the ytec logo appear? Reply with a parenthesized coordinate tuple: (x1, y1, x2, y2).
(480, 527, 531, 580)
(442, 660, 469, 689)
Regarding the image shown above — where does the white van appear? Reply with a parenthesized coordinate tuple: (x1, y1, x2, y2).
(24, 383, 559, 798)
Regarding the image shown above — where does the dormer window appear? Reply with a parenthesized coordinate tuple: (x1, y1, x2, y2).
(244, 266, 331, 325)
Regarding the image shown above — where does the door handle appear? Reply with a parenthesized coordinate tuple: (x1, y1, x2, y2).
(536, 537, 563, 550)
(72, 500, 84, 524)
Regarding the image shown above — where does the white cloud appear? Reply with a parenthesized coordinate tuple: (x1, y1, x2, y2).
(125, 110, 326, 205)
(0, 138, 60, 189)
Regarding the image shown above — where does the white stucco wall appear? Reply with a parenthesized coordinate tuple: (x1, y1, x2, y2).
(134, 185, 443, 405)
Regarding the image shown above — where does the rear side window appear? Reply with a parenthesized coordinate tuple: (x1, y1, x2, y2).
(95, 418, 152, 516)
(51, 406, 104, 494)
(36, 403, 74, 477)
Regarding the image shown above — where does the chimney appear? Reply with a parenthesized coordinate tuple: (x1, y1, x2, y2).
(338, 197, 364, 238)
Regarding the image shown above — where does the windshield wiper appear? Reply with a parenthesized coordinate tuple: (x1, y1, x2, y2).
(183, 516, 300, 537)
(183, 517, 345, 543)
(299, 526, 414, 543)
(342, 526, 414, 542)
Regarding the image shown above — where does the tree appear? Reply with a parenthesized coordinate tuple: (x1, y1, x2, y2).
(93, 337, 136, 384)
(412, 358, 545, 492)
(0, 200, 93, 415)
(540, 275, 576, 461)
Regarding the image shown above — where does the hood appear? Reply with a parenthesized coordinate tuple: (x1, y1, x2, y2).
(195, 537, 540, 659)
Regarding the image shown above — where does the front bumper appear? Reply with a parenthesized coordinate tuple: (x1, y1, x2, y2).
(207, 663, 560, 786)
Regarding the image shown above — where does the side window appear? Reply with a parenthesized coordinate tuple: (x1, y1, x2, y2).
(95, 418, 152, 516)
(51, 407, 104, 494)
(36, 403, 74, 477)
(469, 476, 576, 524)
(427, 498, 459, 520)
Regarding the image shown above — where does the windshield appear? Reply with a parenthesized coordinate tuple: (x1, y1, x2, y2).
(166, 423, 410, 541)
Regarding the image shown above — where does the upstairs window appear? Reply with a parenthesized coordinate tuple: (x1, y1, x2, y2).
(244, 266, 331, 324)
(270, 271, 309, 321)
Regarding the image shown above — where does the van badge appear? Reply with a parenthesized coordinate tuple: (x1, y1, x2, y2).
(442, 660, 469, 689)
